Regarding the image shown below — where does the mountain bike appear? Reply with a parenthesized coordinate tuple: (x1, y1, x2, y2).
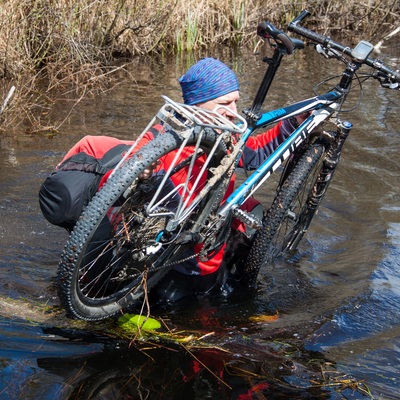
(57, 10, 400, 320)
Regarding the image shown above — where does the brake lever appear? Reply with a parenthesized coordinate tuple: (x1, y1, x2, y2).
(373, 71, 400, 90)
(380, 80, 399, 90)
(315, 44, 342, 60)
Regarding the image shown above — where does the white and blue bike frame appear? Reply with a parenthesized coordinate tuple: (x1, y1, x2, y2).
(221, 90, 345, 219)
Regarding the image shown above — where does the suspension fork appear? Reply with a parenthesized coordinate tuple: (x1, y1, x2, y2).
(309, 120, 353, 210)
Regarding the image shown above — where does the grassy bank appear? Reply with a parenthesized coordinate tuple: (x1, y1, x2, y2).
(0, 0, 398, 131)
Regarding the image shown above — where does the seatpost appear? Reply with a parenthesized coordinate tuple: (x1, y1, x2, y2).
(244, 48, 285, 125)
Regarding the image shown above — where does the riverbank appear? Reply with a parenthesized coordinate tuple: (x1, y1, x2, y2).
(0, 0, 398, 132)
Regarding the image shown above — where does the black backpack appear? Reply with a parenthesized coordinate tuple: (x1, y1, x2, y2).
(39, 143, 131, 231)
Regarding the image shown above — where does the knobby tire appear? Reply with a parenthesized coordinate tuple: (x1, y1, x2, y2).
(245, 143, 326, 287)
(58, 128, 227, 321)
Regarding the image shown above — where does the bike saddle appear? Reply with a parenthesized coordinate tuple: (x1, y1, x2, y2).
(257, 21, 305, 55)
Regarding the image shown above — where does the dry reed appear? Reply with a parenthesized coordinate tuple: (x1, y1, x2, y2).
(0, 0, 398, 131)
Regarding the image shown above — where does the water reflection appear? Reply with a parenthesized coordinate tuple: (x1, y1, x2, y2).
(0, 42, 399, 398)
(37, 326, 365, 400)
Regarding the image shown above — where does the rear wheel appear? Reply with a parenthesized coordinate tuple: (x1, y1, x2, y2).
(58, 129, 228, 320)
(244, 143, 327, 287)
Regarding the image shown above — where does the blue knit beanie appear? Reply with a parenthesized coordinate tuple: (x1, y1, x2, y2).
(179, 58, 239, 105)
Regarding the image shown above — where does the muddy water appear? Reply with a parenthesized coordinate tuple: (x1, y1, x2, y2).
(0, 44, 399, 399)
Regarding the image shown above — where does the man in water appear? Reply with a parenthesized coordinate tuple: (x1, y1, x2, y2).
(148, 57, 304, 302)
(41, 57, 305, 304)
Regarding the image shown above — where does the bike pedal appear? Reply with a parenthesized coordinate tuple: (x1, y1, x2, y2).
(233, 207, 263, 232)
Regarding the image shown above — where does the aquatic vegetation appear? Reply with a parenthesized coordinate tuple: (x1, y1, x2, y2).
(118, 313, 162, 333)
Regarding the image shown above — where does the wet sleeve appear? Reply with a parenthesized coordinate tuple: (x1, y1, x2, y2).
(239, 118, 298, 170)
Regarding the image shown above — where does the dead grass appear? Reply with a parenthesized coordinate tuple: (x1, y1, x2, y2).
(0, 0, 398, 132)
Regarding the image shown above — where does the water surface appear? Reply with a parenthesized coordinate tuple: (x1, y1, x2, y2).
(0, 43, 399, 399)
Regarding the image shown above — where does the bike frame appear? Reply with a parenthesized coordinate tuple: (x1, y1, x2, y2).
(220, 91, 343, 218)
(136, 56, 353, 235)
(139, 82, 348, 238)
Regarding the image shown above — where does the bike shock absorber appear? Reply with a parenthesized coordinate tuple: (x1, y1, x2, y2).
(308, 121, 353, 211)
(324, 120, 353, 169)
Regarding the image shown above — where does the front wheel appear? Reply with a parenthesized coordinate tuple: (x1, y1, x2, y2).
(244, 143, 327, 287)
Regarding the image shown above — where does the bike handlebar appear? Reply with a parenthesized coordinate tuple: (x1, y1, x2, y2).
(288, 10, 400, 85)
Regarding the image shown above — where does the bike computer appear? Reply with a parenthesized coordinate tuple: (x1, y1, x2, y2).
(351, 40, 374, 61)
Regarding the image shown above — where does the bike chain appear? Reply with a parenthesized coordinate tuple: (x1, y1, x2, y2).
(162, 252, 200, 269)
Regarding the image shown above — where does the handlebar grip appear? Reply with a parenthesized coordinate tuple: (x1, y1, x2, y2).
(290, 10, 311, 25)
(288, 22, 330, 46)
